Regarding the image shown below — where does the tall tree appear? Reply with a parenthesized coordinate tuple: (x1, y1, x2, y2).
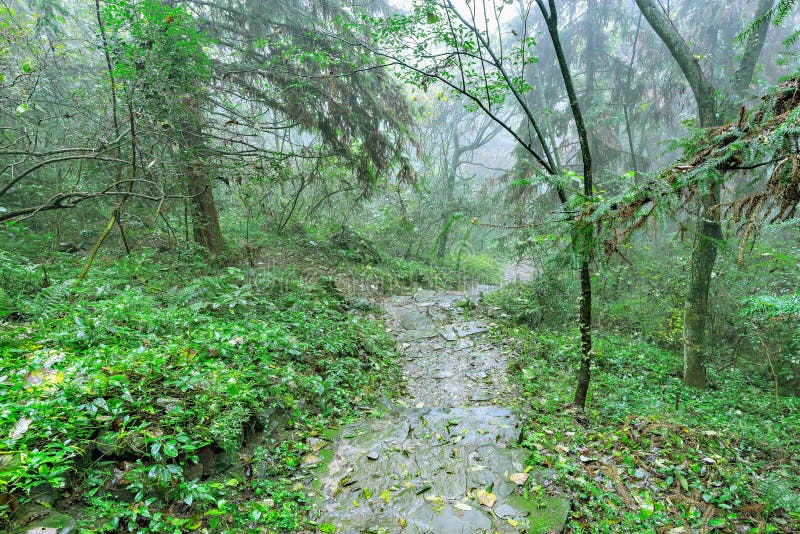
(634, 0, 775, 388)
(366, 0, 596, 407)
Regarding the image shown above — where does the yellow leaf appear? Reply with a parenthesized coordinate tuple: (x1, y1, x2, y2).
(25, 368, 64, 388)
(509, 472, 529, 485)
(302, 454, 321, 466)
(476, 489, 496, 508)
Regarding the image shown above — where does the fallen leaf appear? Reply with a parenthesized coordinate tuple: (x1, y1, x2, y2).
(509, 472, 529, 485)
(9, 417, 31, 441)
(302, 454, 321, 466)
(453, 502, 473, 511)
(507, 518, 520, 527)
(24, 368, 64, 389)
(476, 489, 496, 508)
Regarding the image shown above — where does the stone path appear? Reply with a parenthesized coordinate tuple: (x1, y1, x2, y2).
(310, 287, 569, 533)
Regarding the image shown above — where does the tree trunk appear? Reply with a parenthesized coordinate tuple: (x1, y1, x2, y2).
(537, 0, 594, 409)
(726, 0, 776, 117)
(683, 187, 722, 387)
(187, 159, 224, 253)
(180, 102, 224, 254)
(436, 136, 463, 259)
(635, 0, 770, 389)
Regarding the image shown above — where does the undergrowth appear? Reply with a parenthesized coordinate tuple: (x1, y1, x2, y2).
(0, 247, 400, 532)
(496, 323, 800, 533)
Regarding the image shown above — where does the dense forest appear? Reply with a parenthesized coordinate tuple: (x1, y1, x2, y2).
(1, 0, 799, 532)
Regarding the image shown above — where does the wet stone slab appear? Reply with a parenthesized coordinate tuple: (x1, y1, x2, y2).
(312, 288, 569, 533)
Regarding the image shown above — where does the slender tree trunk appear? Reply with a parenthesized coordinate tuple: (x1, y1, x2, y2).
(683, 190, 722, 387)
(726, 0, 776, 117)
(537, 0, 594, 409)
(436, 139, 462, 259)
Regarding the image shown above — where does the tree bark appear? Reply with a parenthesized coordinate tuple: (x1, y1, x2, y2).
(180, 101, 224, 254)
(436, 135, 462, 259)
(727, 0, 776, 117)
(187, 159, 224, 253)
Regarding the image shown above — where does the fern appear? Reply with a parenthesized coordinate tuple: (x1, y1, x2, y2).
(27, 280, 76, 318)
(736, 0, 798, 43)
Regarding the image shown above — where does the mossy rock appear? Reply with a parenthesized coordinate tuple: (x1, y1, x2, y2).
(327, 227, 381, 264)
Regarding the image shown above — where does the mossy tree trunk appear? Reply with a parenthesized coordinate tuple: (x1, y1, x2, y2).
(635, 0, 773, 389)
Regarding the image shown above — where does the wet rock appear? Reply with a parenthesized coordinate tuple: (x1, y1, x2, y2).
(495, 503, 521, 518)
(28, 484, 57, 506)
(214, 451, 236, 472)
(407, 502, 493, 533)
(184, 459, 204, 481)
(313, 285, 564, 533)
(454, 322, 490, 337)
(10, 504, 76, 534)
(440, 327, 459, 341)
(396, 308, 432, 331)
(197, 446, 217, 476)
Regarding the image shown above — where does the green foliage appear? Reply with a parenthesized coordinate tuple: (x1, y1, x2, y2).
(0, 248, 399, 531)
(103, 0, 211, 106)
(499, 325, 800, 532)
(741, 292, 800, 394)
(483, 267, 576, 328)
(360, 253, 501, 291)
(366, 1, 537, 108)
